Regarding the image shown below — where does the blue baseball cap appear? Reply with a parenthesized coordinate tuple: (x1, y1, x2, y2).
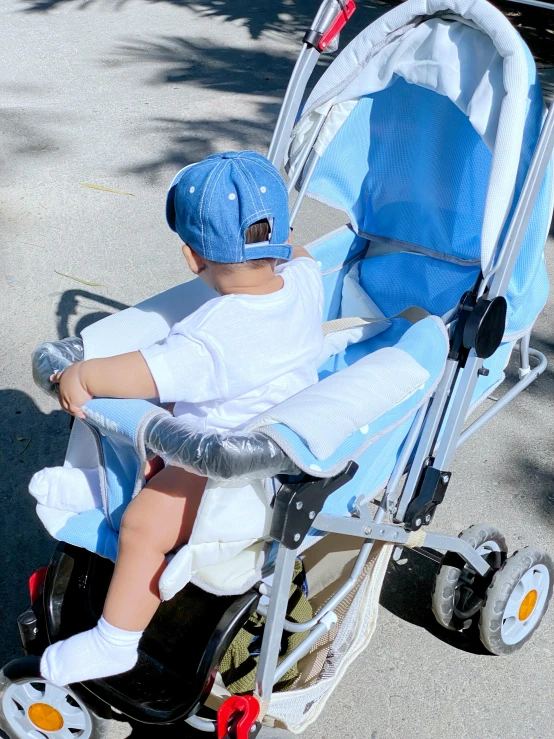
(166, 151, 292, 263)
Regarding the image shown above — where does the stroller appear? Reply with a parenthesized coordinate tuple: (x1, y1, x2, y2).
(2, 0, 554, 736)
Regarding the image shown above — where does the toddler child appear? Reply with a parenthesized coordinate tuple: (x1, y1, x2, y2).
(39, 151, 324, 686)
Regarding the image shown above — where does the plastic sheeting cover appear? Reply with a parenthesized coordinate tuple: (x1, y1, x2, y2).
(32, 337, 84, 399)
(144, 412, 300, 480)
(31, 338, 300, 480)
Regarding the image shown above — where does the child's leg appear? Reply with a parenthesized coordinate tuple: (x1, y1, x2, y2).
(40, 467, 206, 686)
(103, 466, 206, 630)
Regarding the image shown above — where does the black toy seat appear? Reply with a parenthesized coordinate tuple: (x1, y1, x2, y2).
(44, 543, 259, 723)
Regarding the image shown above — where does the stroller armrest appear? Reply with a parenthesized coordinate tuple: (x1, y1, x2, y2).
(144, 412, 301, 480)
(32, 337, 85, 399)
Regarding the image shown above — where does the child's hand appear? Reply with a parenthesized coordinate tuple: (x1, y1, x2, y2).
(50, 363, 93, 420)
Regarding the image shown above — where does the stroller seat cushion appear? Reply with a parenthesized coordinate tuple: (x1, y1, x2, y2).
(258, 315, 448, 476)
(249, 345, 429, 461)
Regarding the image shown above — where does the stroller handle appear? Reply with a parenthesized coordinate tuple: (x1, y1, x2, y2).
(267, 0, 357, 169)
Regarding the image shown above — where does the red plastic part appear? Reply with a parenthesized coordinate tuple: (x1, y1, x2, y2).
(217, 695, 260, 739)
(318, 0, 356, 51)
(28, 567, 48, 605)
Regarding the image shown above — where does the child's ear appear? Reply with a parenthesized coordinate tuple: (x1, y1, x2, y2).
(182, 244, 205, 274)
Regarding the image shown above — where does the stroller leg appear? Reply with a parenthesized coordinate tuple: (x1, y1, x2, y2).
(255, 546, 298, 702)
(518, 331, 531, 378)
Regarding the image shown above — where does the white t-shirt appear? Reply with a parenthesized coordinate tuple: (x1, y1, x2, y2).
(140, 257, 324, 433)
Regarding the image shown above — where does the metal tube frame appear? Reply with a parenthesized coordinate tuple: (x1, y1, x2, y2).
(267, 45, 320, 170)
(245, 0, 554, 715)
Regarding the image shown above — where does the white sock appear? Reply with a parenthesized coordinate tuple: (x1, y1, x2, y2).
(29, 467, 102, 513)
(40, 617, 143, 686)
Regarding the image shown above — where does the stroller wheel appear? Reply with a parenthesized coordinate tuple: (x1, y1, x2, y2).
(0, 663, 109, 739)
(432, 523, 507, 631)
(479, 547, 554, 655)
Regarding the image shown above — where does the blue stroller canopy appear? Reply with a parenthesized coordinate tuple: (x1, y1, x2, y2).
(290, 0, 553, 339)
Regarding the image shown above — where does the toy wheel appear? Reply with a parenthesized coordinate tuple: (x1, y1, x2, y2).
(479, 547, 553, 655)
(432, 523, 507, 631)
(0, 669, 109, 739)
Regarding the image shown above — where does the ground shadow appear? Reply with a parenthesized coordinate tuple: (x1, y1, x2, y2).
(112, 0, 387, 178)
(0, 390, 70, 666)
(0, 94, 64, 184)
(56, 289, 129, 339)
(124, 112, 281, 178)
(121, 718, 202, 737)
(111, 36, 329, 177)
(20, 0, 389, 42)
(110, 36, 306, 94)
(379, 549, 491, 655)
(495, 1, 554, 67)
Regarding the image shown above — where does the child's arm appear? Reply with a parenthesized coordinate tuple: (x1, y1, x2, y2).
(51, 352, 157, 419)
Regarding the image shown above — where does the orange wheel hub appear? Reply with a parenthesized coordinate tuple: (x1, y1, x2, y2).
(518, 589, 538, 621)
(28, 702, 64, 732)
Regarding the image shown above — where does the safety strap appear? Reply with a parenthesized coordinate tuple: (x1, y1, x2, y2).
(322, 306, 430, 336)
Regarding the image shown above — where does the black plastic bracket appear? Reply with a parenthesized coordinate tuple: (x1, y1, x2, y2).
(271, 462, 359, 549)
(403, 464, 451, 531)
(449, 281, 506, 367)
(462, 295, 507, 359)
(448, 289, 476, 366)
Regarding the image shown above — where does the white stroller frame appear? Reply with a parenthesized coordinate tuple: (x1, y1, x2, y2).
(242, 0, 554, 730)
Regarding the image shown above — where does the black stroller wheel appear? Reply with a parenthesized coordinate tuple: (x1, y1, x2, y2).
(432, 523, 507, 631)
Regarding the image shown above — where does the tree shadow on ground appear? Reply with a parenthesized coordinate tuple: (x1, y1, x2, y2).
(20, 0, 389, 42)
(0, 390, 69, 666)
(111, 36, 320, 178)
(123, 112, 281, 178)
(110, 36, 305, 94)
(495, 1, 554, 67)
(107, 1, 388, 178)
(0, 92, 65, 184)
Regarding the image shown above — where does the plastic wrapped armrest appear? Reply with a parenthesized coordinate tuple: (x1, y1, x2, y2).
(32, 338, 85, 398)
(144, 413, 300, 481)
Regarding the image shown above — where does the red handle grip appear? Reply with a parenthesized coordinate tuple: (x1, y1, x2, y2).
(217, 695, 260, 739)
(318, 0, 356, 51)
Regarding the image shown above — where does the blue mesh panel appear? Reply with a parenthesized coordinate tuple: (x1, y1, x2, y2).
(502, 46, 552, 335)
(308, 40, 551, 337)
(310, 79, 492, 261)
(359, 253, 480, 318)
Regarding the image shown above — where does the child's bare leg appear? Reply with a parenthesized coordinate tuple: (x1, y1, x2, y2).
(144, 454, 165, 482)
(40, 467, 206, 686)
(103, 466, 206, 630)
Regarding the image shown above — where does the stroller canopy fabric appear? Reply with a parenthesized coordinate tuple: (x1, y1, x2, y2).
(290, 0, 553, 338)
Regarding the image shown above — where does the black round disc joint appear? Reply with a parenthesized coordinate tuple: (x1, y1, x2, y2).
(462, 296, 507, 359)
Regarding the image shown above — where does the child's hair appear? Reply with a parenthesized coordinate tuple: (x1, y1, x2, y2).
(204, 219, 280, 272)
(244, 219, 275, 270)
(245, 218, 270, 244)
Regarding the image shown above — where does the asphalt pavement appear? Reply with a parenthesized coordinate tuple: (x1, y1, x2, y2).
(1, 1, 554, 737)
